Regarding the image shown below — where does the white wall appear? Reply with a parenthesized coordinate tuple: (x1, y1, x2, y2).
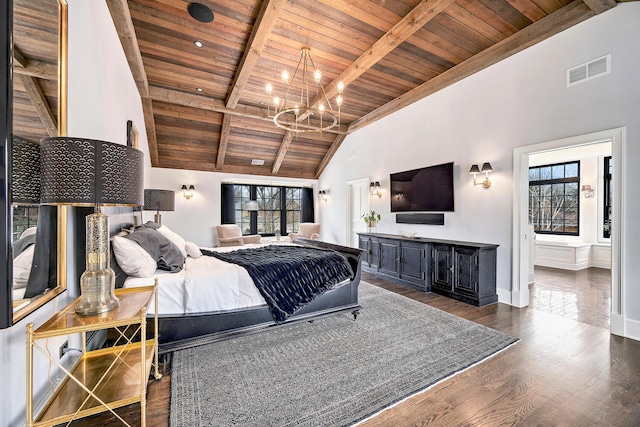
(319, 4, 640, 325)
(146, 167, 317, 247)
(0, 2, 146, 425)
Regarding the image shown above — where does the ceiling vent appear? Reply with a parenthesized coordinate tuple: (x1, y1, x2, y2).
(251, 159, 265, 166)
(567, 54, 610, 87)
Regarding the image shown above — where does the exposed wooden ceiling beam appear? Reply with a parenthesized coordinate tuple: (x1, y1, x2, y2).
(142, 97, 158, 165)
(157, 158, 317, 179)
(13, 46, 29, 67)
(349, 1, 597, 133)
(315, 133, 347, 178)
(149, 86, 349, 134)
(306, 0, 456, 113)
(106, 0, 149, 97)
(18, 74, 57, 136)
(226, 0, 287, 109)
(292, 0, 455, 172)
(217, 114, 232, 169)
(13, 59, 57, 80)
(107, 0, 161, 164)
(272, 131, 294, 174)
(583, 0, 617, 14)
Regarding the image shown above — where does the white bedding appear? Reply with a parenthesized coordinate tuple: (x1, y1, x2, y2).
(123, 244, 267, 315)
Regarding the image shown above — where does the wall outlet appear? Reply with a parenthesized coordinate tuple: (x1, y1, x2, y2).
(59, 340, 68, 359)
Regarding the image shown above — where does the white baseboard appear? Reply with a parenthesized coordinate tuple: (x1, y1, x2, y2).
(610, 313, 640, 342)
(497, 288, 511, 305)
(509, 290, 529, 308)
(611, 313, 625, 336)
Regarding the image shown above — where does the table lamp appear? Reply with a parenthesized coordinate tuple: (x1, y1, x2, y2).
(143, 189, 175, 226)
(11, 137, 41, 205)
(40, 137, 143, 315)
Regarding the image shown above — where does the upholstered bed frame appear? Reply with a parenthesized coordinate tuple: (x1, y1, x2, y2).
(105, 209, 364, 355)
(153, 238, 362, 354)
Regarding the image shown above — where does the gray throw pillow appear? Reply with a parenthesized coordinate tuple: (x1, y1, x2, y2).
(124, 228, 184, 272)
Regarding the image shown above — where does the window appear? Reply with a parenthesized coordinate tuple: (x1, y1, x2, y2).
(233, 184, 306, 236)
(529, 161, 580, 235)
(256, 186, 281, 235)
(285, 188, 302, 234)
(12, 206, 38, 241)
(603, 156, 612, 239)
(233, 185, 252, 235)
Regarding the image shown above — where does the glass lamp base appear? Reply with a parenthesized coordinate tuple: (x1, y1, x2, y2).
(75, 268, 120, 315)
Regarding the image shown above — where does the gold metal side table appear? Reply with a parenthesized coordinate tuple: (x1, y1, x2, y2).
(26, 281, 162, 427)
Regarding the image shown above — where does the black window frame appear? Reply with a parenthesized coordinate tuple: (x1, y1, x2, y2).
(603, 156, 612, 239)
(233, 184, 307, 236)
(529, 160, 581, 236)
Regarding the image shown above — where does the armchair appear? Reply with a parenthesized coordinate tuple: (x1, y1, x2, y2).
(215, 224, 262, 247)
(288, 222, 320, 242)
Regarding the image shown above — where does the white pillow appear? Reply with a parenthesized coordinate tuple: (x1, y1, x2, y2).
(157, 225, 187, 259)
(13, 244, 35, 289)
(19, 226, 37, 240)
(185, 241, 202, 259)
(112, 236, 157, 278)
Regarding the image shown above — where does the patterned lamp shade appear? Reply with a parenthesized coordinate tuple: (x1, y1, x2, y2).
(143, 189, 175, 212)
(40, 137, 144, 206)
(11, 137, 41, 204)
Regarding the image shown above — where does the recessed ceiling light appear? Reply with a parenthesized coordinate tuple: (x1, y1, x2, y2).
(251, 159, 265, 166)
(196, 88, 203, 92)
(188, 3, 214, 23)
(194, 40, 204, 48)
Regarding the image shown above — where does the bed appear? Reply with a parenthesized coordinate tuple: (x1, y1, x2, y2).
(110, 222, 363, 355)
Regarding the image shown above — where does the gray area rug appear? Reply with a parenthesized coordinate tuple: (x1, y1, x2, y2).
(170, 282, 518, 426)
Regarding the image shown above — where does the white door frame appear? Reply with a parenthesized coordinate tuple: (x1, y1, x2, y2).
(512, 127, 625, 336)
(346, 177, 370, 247)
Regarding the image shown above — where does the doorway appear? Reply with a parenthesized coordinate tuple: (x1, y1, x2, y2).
(512, 127, 625, 337)
(346, 178, 369, 248)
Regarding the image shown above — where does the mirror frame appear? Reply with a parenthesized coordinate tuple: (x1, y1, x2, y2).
(1, 0, 68, 328)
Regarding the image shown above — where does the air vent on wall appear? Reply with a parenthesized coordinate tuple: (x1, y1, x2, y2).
(567, 54, 610, 87)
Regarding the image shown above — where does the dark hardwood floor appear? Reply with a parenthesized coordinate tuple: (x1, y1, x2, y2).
(68, 268, 640, 426)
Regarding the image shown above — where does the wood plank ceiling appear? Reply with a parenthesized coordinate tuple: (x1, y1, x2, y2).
(12, 0, 59, 143)
(13, 1, 631, 179)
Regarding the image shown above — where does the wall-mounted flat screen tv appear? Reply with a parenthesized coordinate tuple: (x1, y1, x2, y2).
(390, 162, 454, 212)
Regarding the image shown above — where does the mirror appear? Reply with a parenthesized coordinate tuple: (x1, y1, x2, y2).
(0, 0, 67, 328)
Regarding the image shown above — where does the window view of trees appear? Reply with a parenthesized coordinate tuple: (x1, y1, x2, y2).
(529, 161, 580, 235)
(256, 186, 281, 235)
(234, 185, 252, 234)
(285, 188, 301, 234)
(12, 206, 38, 241)
(233, 184, 303, 236)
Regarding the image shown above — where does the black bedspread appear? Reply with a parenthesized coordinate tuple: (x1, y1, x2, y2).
(201, 245, 354, 323)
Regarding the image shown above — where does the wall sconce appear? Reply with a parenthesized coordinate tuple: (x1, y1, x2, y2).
(319, 190, 328, 202)
(469, 163, 493, 189)
(370, 181, 381, 198)
(581, 185, 594, 198)
(182, 184, 195, 199)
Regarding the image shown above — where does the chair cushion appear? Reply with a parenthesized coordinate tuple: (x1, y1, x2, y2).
(216, 224, 243, 239)
(298, 223, 320, 239)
